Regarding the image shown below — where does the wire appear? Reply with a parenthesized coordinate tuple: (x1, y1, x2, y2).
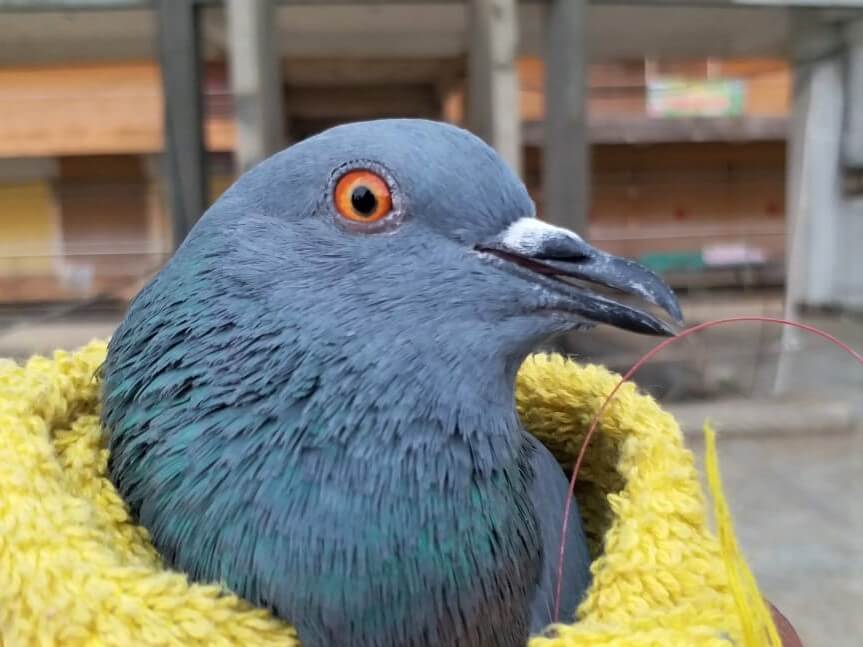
(553, 315, 863, 621)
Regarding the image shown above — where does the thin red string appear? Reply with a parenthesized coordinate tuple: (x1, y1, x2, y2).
(553, 316, 863, 621)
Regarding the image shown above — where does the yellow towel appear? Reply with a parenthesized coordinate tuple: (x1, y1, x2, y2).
(0, 341, 778, 646)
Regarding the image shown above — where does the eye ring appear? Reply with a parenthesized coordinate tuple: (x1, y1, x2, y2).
(334, 170, 392, 223)
(327, 161, 404, 234)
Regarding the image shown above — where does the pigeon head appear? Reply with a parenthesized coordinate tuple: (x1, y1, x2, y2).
(174, 119, 680, 377)
(105, 118, 684, 474)
(102, 119, 681, 645)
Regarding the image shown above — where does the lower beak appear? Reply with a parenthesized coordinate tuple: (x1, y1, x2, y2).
(477, 218, 683, 336)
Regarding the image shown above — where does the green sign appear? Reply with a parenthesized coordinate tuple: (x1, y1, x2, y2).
(648, 79, 745, 118)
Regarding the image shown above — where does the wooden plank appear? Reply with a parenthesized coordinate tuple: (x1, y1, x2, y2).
(282, 58, 463, 86)
(744, 70, 791, 117)
(519, 57, 647, 122)
(652, 60, 709, 79)
(0, 61, 234, 157)
(523, 115, 787, 146)
(0, 62, 162, 156)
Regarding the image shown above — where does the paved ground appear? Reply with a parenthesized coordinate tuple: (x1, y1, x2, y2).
(688, 430, 862, 647)
(1, 289, 860, 645)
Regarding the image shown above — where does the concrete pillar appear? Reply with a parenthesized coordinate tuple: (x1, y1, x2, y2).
(775, 14, 862, 392)
(786, 58, 843, 309)
(843, 19, 863, 169)
(467, 0, 522, 175)
(783, 14, 863, 313)
(838, 19, 863, 313)
(155, 0, 207, 248)
(226, 0, 286, 174)
(543, 0, 589, 235)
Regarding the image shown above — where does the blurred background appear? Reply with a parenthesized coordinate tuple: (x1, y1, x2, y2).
(0, 0, 860, 644)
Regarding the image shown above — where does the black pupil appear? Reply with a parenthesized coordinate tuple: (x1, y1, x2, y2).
(351, 185, 377, 216)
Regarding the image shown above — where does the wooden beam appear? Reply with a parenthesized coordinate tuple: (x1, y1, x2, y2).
(156, 0, 207, 248)
(543, 0, 589, 234)
(282, 58, 463, 86)
(467, 0, 522, 175)
(523, 115, 788, 146)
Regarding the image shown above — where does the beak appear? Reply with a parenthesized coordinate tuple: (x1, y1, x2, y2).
(477, 218, 683, 336)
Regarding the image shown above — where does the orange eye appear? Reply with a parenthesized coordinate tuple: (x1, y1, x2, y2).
(334, 170, 393, 223)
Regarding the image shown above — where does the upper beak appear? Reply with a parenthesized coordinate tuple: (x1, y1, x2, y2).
(477, 218, 683, 336)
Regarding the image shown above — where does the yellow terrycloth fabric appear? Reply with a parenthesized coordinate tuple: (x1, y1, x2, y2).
(0, 341, 776, 646)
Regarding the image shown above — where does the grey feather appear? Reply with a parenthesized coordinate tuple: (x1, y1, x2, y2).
(525, 434, 592, 632)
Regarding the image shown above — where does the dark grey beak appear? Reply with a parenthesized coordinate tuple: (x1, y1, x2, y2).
(477, 218, 683, 336)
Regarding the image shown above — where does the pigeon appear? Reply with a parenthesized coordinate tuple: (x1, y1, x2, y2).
(101, 119, 681, 647)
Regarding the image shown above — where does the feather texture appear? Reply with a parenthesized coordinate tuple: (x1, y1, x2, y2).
(103, 119, 591, 646)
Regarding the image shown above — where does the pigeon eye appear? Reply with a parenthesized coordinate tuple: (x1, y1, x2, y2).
(334, 170, 392, 224)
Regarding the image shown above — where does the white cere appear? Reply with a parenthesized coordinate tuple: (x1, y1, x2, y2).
(500, 218, 583, 254)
